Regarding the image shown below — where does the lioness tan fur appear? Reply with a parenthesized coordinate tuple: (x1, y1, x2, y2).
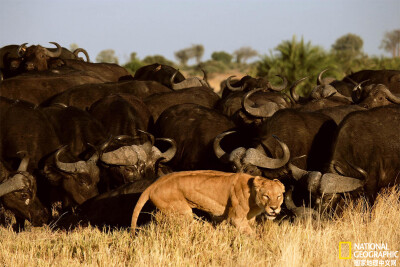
(131, 170, 285, 234)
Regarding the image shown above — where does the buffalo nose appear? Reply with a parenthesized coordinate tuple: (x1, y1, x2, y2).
(25, 62, 34, 71)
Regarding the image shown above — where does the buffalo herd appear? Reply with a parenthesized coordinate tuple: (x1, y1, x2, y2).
(0, 42, 399, 230)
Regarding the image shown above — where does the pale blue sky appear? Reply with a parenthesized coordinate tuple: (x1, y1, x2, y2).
(1, 0, 399, 64)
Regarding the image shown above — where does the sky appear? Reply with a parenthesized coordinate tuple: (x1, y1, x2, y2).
(1, 0, 399, 65)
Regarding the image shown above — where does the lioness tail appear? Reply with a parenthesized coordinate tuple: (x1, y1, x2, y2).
(131, 187, 151, 232)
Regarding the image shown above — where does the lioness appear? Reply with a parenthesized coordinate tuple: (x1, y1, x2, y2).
(131, 170, 285, 234)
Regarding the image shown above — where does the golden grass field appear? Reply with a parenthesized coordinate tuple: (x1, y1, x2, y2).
(0, 187, 399, 267)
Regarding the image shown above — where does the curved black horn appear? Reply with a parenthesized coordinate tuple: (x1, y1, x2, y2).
(351, 80, 369, 104)
(156, 138, 177, 162)
(269, 75, 288, 92)
(382, 86, 400, 104)
(319, 173, 364, 194)
(226, 76, 243, 91)
(73, 48, 90, 62)
(242, 88, 280, 118)
(317, 69, 329, 85)
(137, 129, 155, 146)
(290, 76, 310, 103)
(201, 69, 211, 88)
(17, 43, 28, 57)
(55, 146, 87, 173)
(213, 130, 236, 161)
(16, 151, 30, 172)
(284, 185, 298, 210)
(44, 42, 62, 58)
(170, 69, 179, 87)
(242, 135, 290, 169)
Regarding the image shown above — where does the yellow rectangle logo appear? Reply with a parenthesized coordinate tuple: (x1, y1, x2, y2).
(339, 242, 352, 259)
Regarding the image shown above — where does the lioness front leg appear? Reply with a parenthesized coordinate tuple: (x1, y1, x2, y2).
(227, 205, 254, 235)
(229, 217, 254, 235)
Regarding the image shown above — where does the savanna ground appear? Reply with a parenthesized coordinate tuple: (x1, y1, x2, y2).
(0, 188, 399, 267)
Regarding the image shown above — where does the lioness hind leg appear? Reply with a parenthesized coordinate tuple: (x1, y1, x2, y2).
(153, 199, 193, 217)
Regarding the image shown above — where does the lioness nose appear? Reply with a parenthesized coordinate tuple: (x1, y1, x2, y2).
(270, 206, 278, 211)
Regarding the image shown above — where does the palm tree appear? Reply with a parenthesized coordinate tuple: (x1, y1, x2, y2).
(380, 29, 400, 58)
(257, 36, 338, 97)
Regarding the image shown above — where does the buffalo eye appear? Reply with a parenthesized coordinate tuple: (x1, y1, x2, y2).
(20, 193, 29, 199)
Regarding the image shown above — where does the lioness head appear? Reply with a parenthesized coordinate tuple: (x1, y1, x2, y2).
(253, 177, 285, 220)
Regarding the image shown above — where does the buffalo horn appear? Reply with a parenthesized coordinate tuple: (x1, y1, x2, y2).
(170, 69, 180, 86)
(319, 173, 364, 194)
(137, 129, 155, 146)
(242, 88, 280, 118)
(288, 163, 309, 181)
(382, 86, 400, 104)
(16, 151, 30, 172)
(284, 185, 297, 210)
(285, 185, 320, 220)
(171, 77, 204, 90)
(17, 43, 28, 57)
(213, 130, 236, 162)
(156, 138, 177, 162)
(73, 48, 90, 62)
(351, 80, 369, 103)
(242, 135, 290, 169)
(55, 146, 89, 173)
(317, 69, 329, 85)
(290, 76, 310, 102)
(226, 76, 244, 91)
(44, 42, 62, 58)
(100, 146, 139, 166)
(269, 75, 288, 92)
(201, 69, 211, 88)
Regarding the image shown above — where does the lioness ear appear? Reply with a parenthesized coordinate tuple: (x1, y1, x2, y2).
(273, 179, 285, 191)
(253, 176, 265, 191)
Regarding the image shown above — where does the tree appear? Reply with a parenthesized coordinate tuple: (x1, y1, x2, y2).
(96, 49, 119, 64)
(331, 33, 365, 74)
(332, 33, 363, 55)
(143, 55, 175, 66)
(175, 49, 189, 66)
(192, 44, 205, 64)
(69, 43, 79, 51)
(123, 52, 143, 73)
(380, 29, 400, 58)
(211, 51, 233, 65)
(233, 46, 258, 63)
(257, 35, 337, 96)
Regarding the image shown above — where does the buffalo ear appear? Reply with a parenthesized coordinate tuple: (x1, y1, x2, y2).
(43, 164, 63, 186)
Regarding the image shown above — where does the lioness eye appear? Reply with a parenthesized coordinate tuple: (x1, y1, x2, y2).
(263, 195, 269, 199)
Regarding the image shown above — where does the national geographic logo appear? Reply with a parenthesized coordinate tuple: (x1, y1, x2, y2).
(339, 242, 399, 266)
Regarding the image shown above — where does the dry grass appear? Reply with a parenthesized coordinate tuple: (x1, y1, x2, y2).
(1, 188, 399, 267)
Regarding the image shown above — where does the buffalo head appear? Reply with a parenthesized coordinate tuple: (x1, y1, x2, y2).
(0, 152, 49, 226)
(18, 42, 62, 71)
(352, 82, 400, 108)
(98, 134, 177, 191)
(44, 146, 100, 207)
